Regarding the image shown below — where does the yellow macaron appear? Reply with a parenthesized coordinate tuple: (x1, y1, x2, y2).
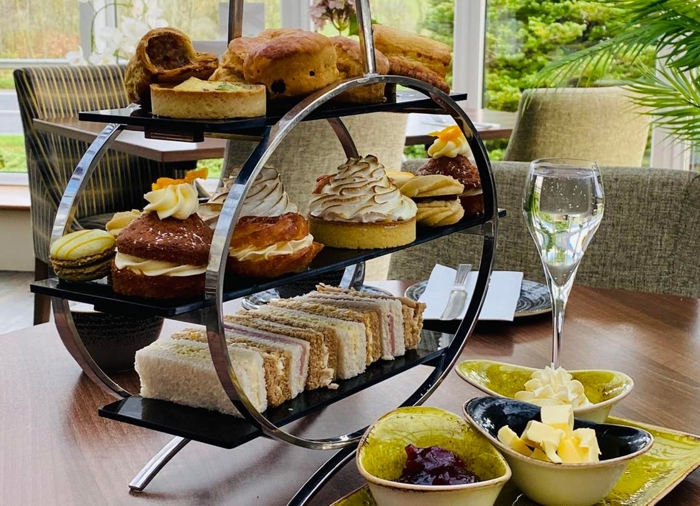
(50, 229, 116, 282)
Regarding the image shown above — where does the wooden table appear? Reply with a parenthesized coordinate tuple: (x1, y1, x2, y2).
(2, 283, 698, 505)
(33, 109, 516, 163)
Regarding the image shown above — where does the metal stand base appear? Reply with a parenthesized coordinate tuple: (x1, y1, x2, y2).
(129, 437, 191, 492)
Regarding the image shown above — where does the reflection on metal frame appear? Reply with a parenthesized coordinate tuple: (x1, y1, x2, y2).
(50, 123, 132, 400)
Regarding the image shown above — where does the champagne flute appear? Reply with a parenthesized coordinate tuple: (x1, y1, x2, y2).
(522, 159, 605, 368)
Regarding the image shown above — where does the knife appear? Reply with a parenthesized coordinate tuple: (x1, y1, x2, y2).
(440, 264, 472, 320)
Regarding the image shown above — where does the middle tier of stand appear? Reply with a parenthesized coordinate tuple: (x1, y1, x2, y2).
(31, 212, 504, 319)
(99, 329, 450, 449)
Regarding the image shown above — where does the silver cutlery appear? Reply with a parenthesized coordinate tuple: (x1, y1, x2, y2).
(441, 263, 472, 320)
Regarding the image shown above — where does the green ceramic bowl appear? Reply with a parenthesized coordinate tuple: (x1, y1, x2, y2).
(456, 360, 634, 423)
(356, 406, 511, 506)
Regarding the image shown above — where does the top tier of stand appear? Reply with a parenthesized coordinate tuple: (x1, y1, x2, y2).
(79, 90, 468, 141)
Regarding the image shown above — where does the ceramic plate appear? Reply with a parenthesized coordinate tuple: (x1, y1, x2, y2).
(241, 285, 394, 311)
(404, 279, 551, 318)
(330, 417, 700, 506)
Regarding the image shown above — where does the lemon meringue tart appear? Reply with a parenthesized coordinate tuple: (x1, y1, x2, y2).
(309, 155, 417, 249)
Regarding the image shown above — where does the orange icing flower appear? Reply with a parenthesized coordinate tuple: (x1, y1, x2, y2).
(151, 167, 209, 190)
(428, 125, 465, 143)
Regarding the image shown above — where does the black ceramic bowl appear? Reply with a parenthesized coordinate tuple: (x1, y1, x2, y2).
(71, 311, 164, 373)
(463, 397, 654, 506)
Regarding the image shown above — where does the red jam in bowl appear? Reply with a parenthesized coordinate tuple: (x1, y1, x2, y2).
(397, 445, 481, 486)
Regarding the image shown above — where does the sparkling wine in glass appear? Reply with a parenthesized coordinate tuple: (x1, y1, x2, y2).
(522, 159, 605, 368)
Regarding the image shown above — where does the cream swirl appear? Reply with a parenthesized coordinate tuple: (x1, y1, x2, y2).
(114, 251, 206, 277)
(309, 155, 417, 223)
(230, 234, 313, 261)
(514, 365, 592, 408)
(428, 125, 470, 158)
(144, 183, 199, 220)
(106, 210, 141, 237)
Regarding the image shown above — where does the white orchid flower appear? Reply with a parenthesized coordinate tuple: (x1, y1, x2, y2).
(65, 47, 88, 66)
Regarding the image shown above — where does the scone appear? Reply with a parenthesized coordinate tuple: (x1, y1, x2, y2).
(243, 30, 339, 99)
(399, 175, 465, 227)
(331, 36, 390, 103)
(112, 179, 213, 299)
(373, 24, 452, 93)
(418, 126, 483, 215)
(228, 213, 323, 278)
(50, 229, 116, 282)
(150, 78, 266, 119)
(198, 166, 298, 227)
(124, 27, 219, 105)
(309, 155, 417, 249)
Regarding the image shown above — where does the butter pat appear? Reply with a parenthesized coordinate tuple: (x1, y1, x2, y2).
(522, 420, 564, 463)
(573, 428, 601, 462)
(498, 426, 532, 456)
(541, 404, 574, 435)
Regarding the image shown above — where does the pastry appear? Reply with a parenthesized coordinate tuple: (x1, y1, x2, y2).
(150, 78, 266, 119)
(105, 210, 141, 238)
(198, 166, 298, 226)
(243, 29, 339, 99)
(309, 155, 417, 249)
(112, 178, 213, 299)
(135, 337, 268, 416)
(49, 229, 116, 282)
(399, 174, 465, 226)
(228, 213, 323, 278)
(330, 36, 390, 103)
(386, 171, 415, 190)
(373, 24, 451, 93)
(417, 126, 483, 215)
(125, 27, 219, 104)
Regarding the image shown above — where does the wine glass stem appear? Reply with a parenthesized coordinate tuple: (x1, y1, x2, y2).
(550, 293, 567, 368)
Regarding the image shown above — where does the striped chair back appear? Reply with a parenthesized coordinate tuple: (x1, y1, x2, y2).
(14, 65, 184, 263)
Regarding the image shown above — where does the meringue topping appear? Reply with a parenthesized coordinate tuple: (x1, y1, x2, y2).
(309, 155, 417, 223)
(200, 167, 298, 226)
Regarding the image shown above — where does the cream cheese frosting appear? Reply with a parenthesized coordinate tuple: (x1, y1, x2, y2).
(144, 182, 199, 220)
(514, 365, 592, 408)
(309, 155, 417, 223)
(428, 125, 470, 158)
(114, 251, 206, 277)
(230, 234, 313, 262)
(106, 210, 142, 237)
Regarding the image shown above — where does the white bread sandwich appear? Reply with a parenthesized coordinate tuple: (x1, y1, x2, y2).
(226, 314, 335, 390)
(223, 321, 309, 398)
(171, 328, 294, 407)
(316, 285, 426, 350)
(135, 337, 267, 416)
(254, 305, 366, 380)
(272, 298, 381, 366)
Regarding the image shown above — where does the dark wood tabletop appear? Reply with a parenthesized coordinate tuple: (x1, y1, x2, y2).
(33, 108, 516, 163)
(1, 282, 698, 505)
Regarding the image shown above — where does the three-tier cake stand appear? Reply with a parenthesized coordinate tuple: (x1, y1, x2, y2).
(30, 1, 501, 504)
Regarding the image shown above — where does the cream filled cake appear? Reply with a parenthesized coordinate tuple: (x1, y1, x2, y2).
(308, 155, 417, 249)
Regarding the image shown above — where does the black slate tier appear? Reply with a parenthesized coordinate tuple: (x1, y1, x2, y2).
(79, 91, 468, 139)
(99, 329, 449, 449)
(31, 212, 503, 318)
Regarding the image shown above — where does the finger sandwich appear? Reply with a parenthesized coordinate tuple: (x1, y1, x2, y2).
(316, 285, 426, 351)
(271, 299, 381, 366)
(226, 314, 335, 390)
(135, 337, 267, 416)
(254, 306, 367, 380)
(171, 328, 297, 407)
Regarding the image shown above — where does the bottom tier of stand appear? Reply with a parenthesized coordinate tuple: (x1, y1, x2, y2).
(99, 329, 450, 449)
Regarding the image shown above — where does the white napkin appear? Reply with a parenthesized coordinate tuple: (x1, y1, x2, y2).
(418, 264, 524, 321)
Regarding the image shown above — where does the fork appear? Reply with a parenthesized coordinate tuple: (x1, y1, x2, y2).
(440, 263, 472, 320)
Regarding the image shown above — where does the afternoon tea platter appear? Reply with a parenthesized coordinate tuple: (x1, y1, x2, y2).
(30, 0, 700, 505)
